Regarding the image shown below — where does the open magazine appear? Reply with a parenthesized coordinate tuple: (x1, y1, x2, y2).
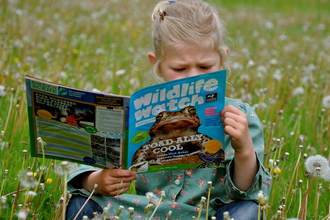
(26, 70, 227, 173)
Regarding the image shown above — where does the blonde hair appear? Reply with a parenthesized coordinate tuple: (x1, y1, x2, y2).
(150, 0, 229, 82)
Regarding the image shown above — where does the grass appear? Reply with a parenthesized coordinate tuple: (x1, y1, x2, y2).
(0, 0, 330, 219)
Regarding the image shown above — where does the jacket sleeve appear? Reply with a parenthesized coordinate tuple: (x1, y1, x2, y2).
(223, 100, 272, 202)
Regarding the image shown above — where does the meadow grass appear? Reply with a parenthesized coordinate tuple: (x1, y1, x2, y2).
(0, 0, 329, 219)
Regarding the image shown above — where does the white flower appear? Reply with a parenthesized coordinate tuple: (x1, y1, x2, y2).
(92, 88, 101, 92)
(115, 69, 126, 76)
(19, 171, 38, 188)
(232, 62, 243, 71)
(322, 95, 330, 109)
(272, 69, 282, 81)
(145, 192, 158, 204)
(322, 167, 330, 182)
(54, 161, 78, 176)
(17, 209, 29, 220)
(292, 87, 304, 96)
(265, 21, 274, 29)
(58, 71, 68, 79)
(0, 85, 6, 97)
(304, 155, 329, 178)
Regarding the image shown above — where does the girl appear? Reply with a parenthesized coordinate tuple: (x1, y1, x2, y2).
(66, 0, 271, 219)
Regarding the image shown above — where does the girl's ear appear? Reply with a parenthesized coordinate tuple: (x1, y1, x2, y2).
(148, 52, 163, 78)
(148, 52, 157, 65)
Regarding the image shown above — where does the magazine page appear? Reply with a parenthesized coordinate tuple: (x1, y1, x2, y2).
(128, 70, 227, 173)
(25, 76, 130, 169)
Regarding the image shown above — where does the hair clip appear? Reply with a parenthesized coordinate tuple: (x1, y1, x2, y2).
(159, 11, 166, 20)
(168, 0, 175, 3)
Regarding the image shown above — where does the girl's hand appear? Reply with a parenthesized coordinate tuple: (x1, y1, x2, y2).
(82, 169, 138, 196)
(221, 105, 258, 191)
(220, 105, 254, 153)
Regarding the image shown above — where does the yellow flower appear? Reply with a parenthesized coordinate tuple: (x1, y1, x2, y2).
(46, 178, 53, 184)
(274, 167, 282, 174)
(13, 57, 20, 62)
(62, 44, 68, 49)
(72, 49, 78, 54)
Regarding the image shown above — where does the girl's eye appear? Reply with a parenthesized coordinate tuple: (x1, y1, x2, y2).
(200, 66, 212, 70)
(173, 68, 185, 72)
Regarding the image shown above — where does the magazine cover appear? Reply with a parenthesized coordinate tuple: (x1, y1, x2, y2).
(127, 70, 227, 173)
(25, 76, 130, 169)
(26, 70, 226, 173)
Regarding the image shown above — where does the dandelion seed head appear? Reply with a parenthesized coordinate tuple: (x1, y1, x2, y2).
(292, 87, 304, 96)
(145, 192, 158, 204)
(92, 88, 101, 92)
(54, 161, 78, 176)
(115, 69, 126, 76)
(58, 71, 68, 79)
(19, 171, 38, 188)
(17, 209, 29, 220)
(304, 155, 329, 178)
(322, 95, 330, 109)
(321, 167, 330, 182)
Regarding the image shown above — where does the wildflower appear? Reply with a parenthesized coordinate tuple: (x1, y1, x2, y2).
(165, 210, 172, 220)
(322, 95, 330, 109)
(37, 137, 47, 148)
(58, 71, 68, 79)
(25, 191, 37, 203)
(322, 167, 330, 182)
(46, 178, 53, 184)
(274, 166, 282, 174)
(17, 209, 29, 220)
(19, 171, 38, 188)
(292, 87, 304, 96)
(128, 207, 134, 219)
(92, 88, 101, 92)
(258, 191, 267, 206)
(72, 49, 78, 54)
(146, 192, 158, 204)
(115, 69, 126, 76)
(0, 196, 7, 210)
(304, 155, 329, 178)
(272, 69, 282, 81)
(223, 211, 231, 220)
(0, 85, 6, 97)
(161, 191, 166, 200)
(144, 203, 154, 218)
(116, 205, 124, 217)
(54, 161, 78, 176)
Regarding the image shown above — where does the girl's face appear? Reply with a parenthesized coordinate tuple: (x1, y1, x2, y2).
(148, 44, 221, 82)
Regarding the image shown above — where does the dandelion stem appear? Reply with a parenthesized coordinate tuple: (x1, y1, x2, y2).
(62, 171, 68, 220)
(314, 179, 319, 220)
(283, 147, 302, 216)
(148, 196, 163, 220)
(10, 181, 21, 220)
(205, 182, 212, 219)
(73, 184, 98, 220)
(32, 191, 43, 219)
(298, 177, 314, 219)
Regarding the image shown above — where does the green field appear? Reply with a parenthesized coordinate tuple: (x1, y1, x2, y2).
(0, 0, 329, 219)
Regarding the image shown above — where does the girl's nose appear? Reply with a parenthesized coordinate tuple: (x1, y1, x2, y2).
(186, 68, 201, 77)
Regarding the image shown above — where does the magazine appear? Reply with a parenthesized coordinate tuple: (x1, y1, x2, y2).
(25, 70, 227, 173)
